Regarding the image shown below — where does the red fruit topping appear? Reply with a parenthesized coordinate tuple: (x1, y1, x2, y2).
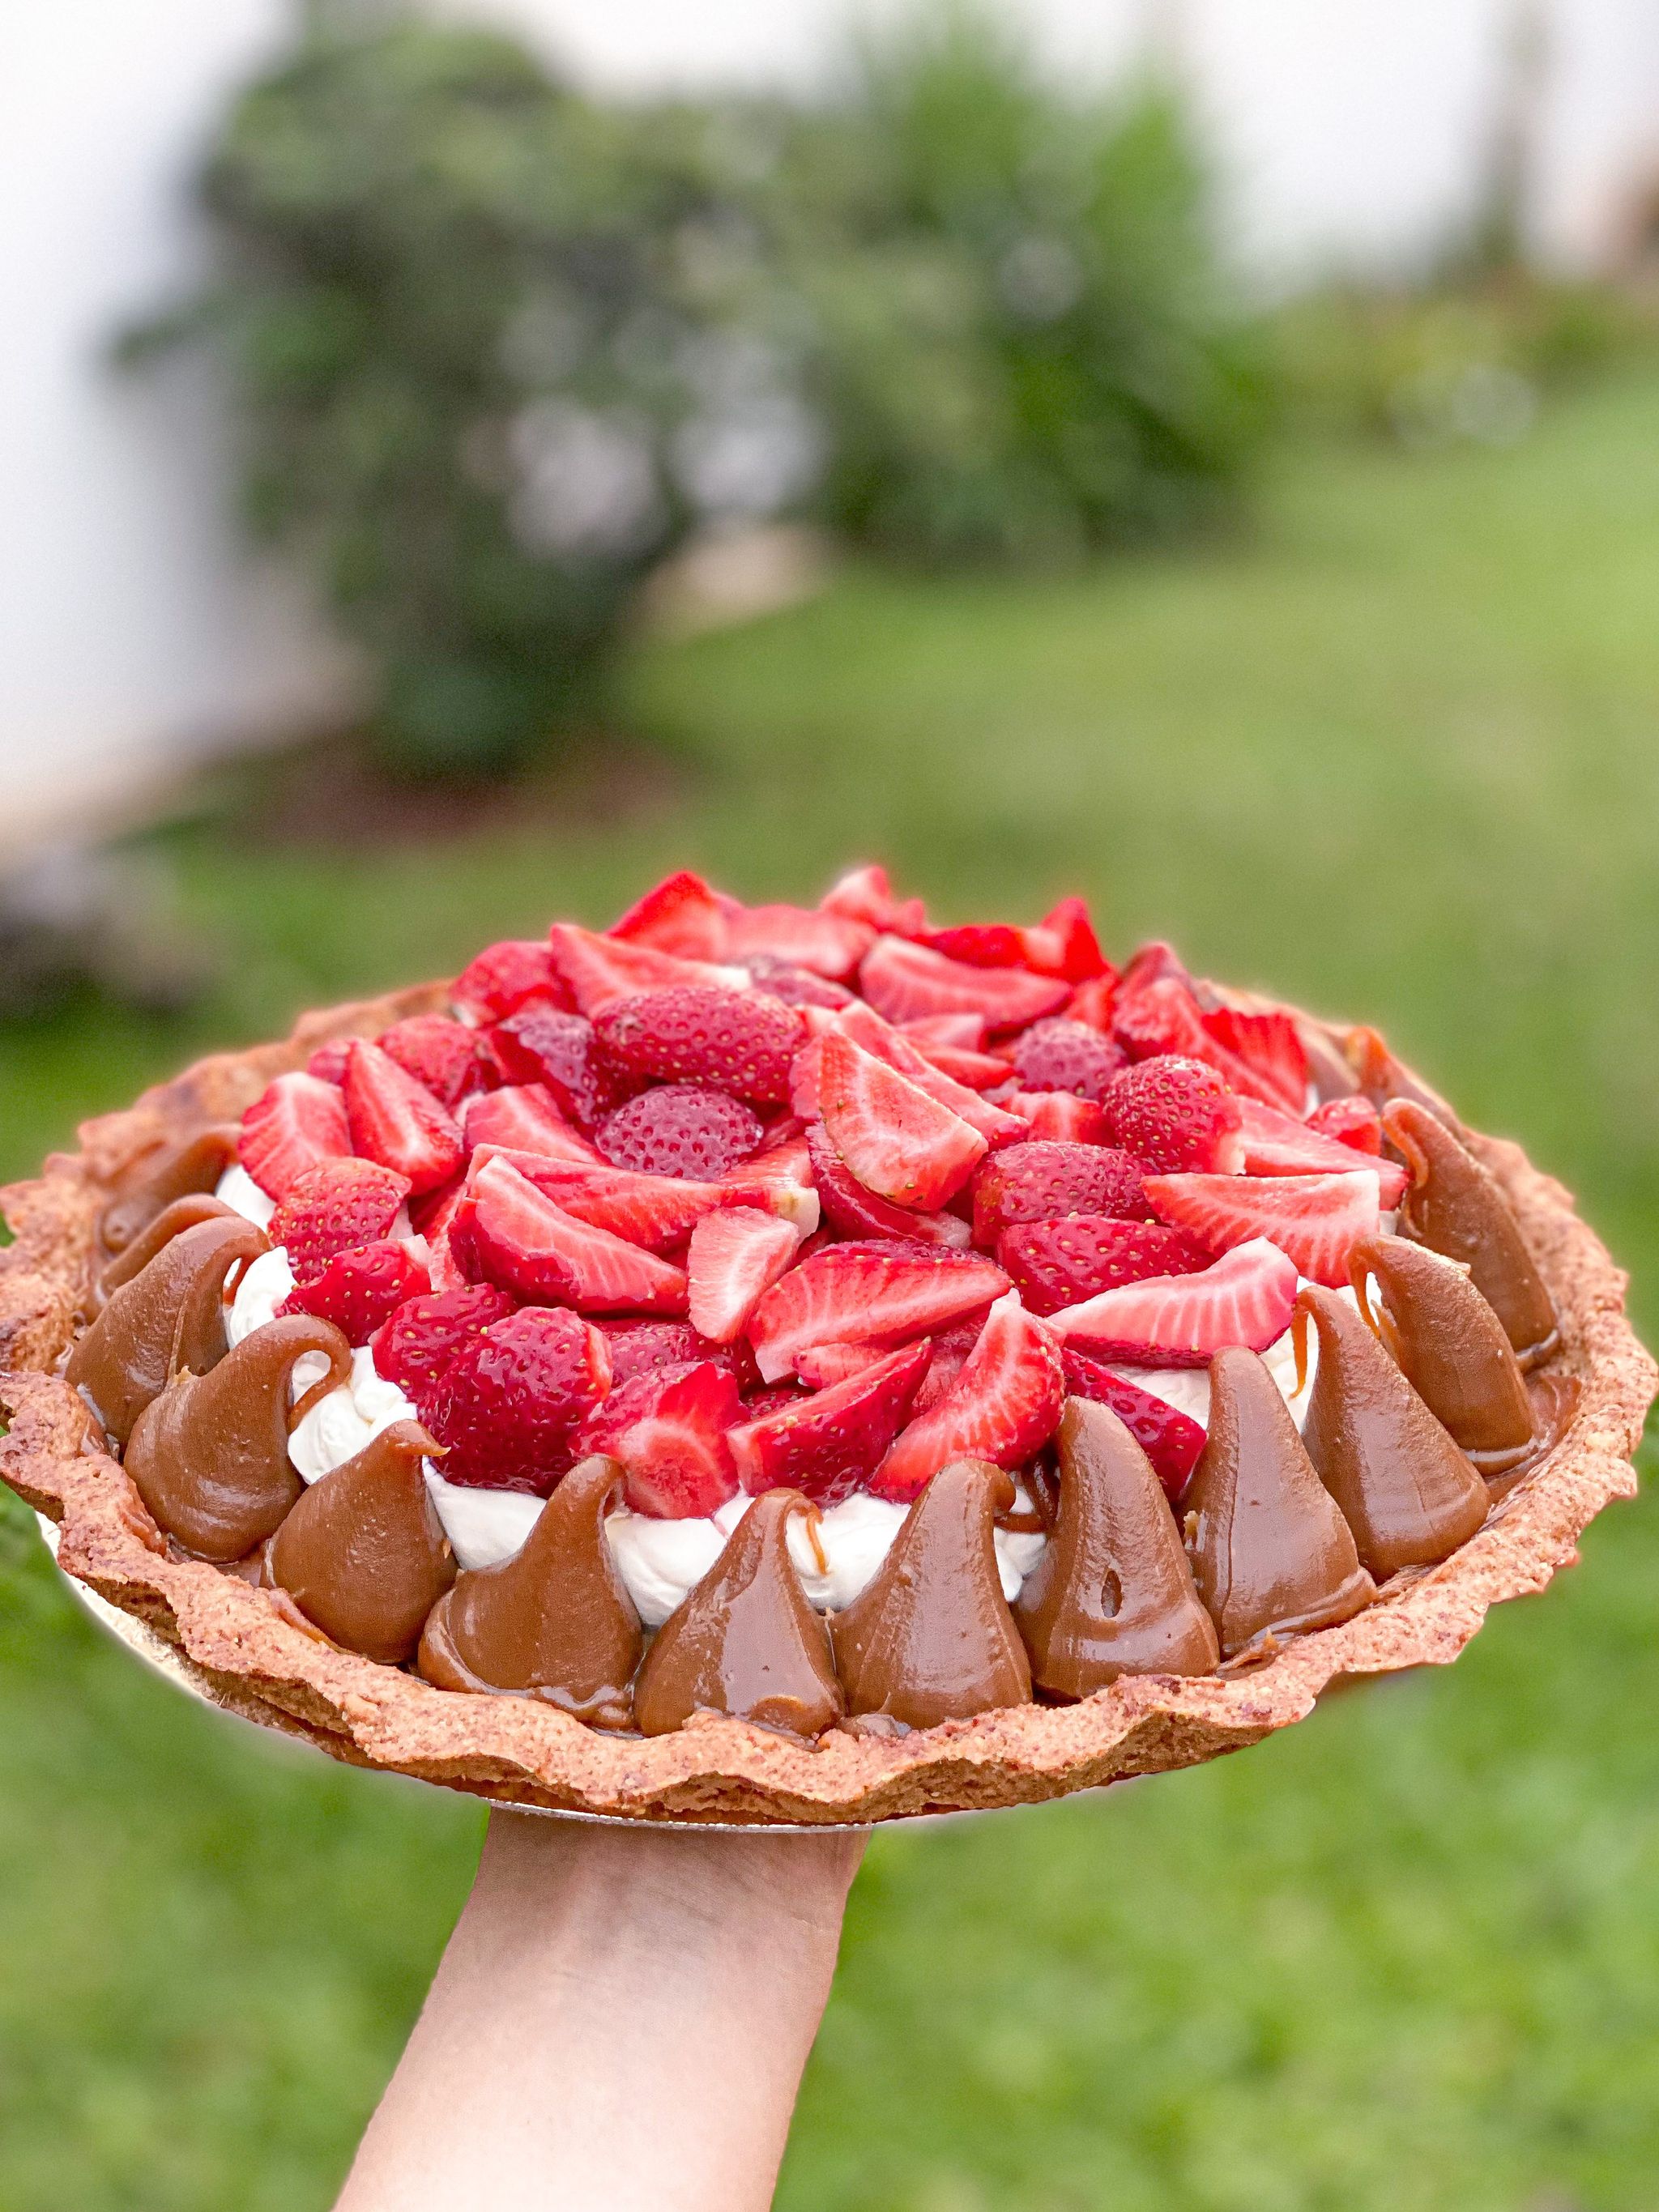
(1046, 1236, 1299, 1366)
(377, 1016, 488, 1111)
(830, 1004, 1028, 1147)
(907, 1042, 1011, 1089)
(1201, 1005, 1308, 1114)
(461, 1086, 605, 1163)
(595, 1085, 763, 1181)
(793, 1340, 894, 1388)
(1234, 1097, 1407, 1206)
(271, 1157, 411, 1284)
(1066, 975, 1119, 1031)
(872, 1291, 1064, 1501)
(718, 1131, 822, 1234)
(280, 1238, 432, 1347)
(1010, 1017, 1126, 1102)
(451, 939, 568, 1024)
(343, 1042, 466, 1196)
(1119, 941, 1196, 998)
(488, 1005, 632, 1128)
(806, 1123, 974, 1248)
(305, 1040, 352, 1085)
(731, 1340, 932, 1506)
(901, 1012, 987, 1051)
(998, 1216, 1213, 1315)
(860, 933, 1070, 1032)
(239, 1072, 352, 1200)
(1059, 1349, 1208, 1501)
(1034, 896, 1111, 983)
(1001, 1091, 1111, 1144)
(742, 955, 857, 1010)
(722, 902, 874, 980)
(428, 1306, 612, 1493)
(1145, 1167, 1383, 1289)
(686, 1209, 802, 1343)
(594, 987, 803, 1107)
(1102, 1055, 1243, 1174)
(818, 1030, 987, 1211)
(459, 1156, 688, 1314)
(370, 1284, 517, 1418)
(748, 1242, 1009, 1382)
(1307, 1096, 1384, 1154)
(970, 1140, 1149, 1247)
(910, 1319, 983, 1413)
(546, 923, 745, 1015)
(416, 1178, 470, 1293)
(578, 1362, 742, 1519)
(608, 869, 729, 959)
(599, 1319, 744, 1388)
(1114, 978, 1286, 1107)
(819, 863, 927, 936)
(922, 923, 1032, 968)
(505, 1157, 773, 1251)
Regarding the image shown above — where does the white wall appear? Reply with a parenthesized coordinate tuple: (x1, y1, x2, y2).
(6, 0, 1659, 849)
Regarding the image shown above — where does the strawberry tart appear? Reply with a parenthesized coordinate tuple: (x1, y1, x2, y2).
(1, 867, 1651, 1824)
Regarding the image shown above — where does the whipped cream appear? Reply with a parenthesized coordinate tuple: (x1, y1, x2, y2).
(215, 1163, 276, 1230)
(1107, 1278, 1366, 1434)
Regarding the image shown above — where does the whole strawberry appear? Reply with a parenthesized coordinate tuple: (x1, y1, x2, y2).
(280, 1240, 432, 1345)
(370, 1283, 517, 1419)
(271, 1157, 411, 1284)
(970, 1141, 1149, 1247)
(996, 1215, 1212, 1315)
(1102, 1055, 1242, 1174)
(427, 1306, 612, 1492)
(595, 1085, 763, 1179)
(594, 987, 804, 1106)
(1009, 1017, 1126, 1102)
(377, 1015, 488, 1110)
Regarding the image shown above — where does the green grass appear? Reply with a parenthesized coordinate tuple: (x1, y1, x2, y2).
(5, 369, 1659, 2210)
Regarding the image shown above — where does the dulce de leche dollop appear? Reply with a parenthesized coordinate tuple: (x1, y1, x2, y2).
(1351, 1234, 1536, 1477)
(1015, 1397, 1219, 1698)
(1295, 1285, 1489, 1581)
(263, 1420, 454, 1664)
(97, 1126, 243, 1260)
(125, 1313, 352, 1561)
(98, 1194, 240, 1305)
(1183, 1347, 1376, 1658)
(831, 1460, 1032, 1730)
(1383, 1100, 1559, 1368)
(419, 1455, 644, 1729)
(633, 1490, 843, 1741)
(67, 1213, 269, 1449)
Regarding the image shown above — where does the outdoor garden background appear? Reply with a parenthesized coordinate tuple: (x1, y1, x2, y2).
(5, 6, 1659, 2208)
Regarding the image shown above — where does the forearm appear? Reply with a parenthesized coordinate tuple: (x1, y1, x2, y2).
(336, 1809, 867, 2212)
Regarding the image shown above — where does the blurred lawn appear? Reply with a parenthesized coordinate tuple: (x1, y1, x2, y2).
(5, 370, 1659, 2212)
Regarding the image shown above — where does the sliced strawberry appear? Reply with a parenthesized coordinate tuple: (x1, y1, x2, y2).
(377, 1016, 488, 1111)
(731, 1340, 932, 1506)
(608, 869, 729, 958)
(806, 1123, 973, 1248)
(1307, 1096, 1384, 1154)
(577, 1362, 741, 1518)
(1001, 1091, 1111, 1144)
(1114, 978, 1283, 1107)
(818, 1031, 987, 1210)
(1102, 1055, 1243, 1174)
(305, 1039, 352, 1085)
(998, 1216, 1213, 1315)
(1145, 1168, 1382, 1288)
(911, 1321, 980, 1413)
(271, 1157, 411, 1283)
(487, 1005, 633, 1127)
(721, 901, 874, 980)
(599, 1319, 747, 1389)
(547, 923, 747, 1015)
(906, 1041, 1010, 1089)
(1034, 895, 1111, 982)
(1047, 1236, 1299, 1364)
(686, 1209, 802, 1343)
(343, 1042, 465, 1196)
(830, 1004, 1027, 1146)
(458, 1156, 688, 1314)
(872, 1291, 1064, 1501)
(793, 1340, 896, 1388)
(595, 1085, 763, 1180)
(280, 1238, 432, 1347)
(1201, 1005, 1307, 1115)
(971, 1140, 1149, 1247)
(451, 939, 568, 1024)
(1010, 1017, 1125, 1102)
(417, 1178, 470, 1294)
(741, 954, 857, 1011)
(748, 1242, 1009, 1382)
(1060, 1349, 1207, 1501)
(593, 987, 803, 1107)
(427, 1306, 612, 1492)
(370, 1283, 518, 1419)
(819, 863, 927, 936)
(461, 1085, 605, 1163)
(239, 1072, 353, 1200)
(719, 1131, 822, 1235)
(901, 1012, 987, 1051)
(498, 1157, 766, 1251)
(860, 933, 1070, 1032)
(1067, 975, 1120, 1031)
(921, 923, 1031, 968)
(1119, 941, 1196, 997)
(1235, 1097, 1407, 1206)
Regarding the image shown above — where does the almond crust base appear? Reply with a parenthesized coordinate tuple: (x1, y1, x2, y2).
(2, 983, 1653, 1826)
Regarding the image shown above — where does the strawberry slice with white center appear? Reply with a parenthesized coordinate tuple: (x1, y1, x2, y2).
(343, 1042, 466, 1196)
(1045, 1237, 1299, 1364)
(450, 938, 569, 1024)
(239, 1071, 352, 1199)
(720, 901, 875, 980)
(608, 869, 730, 959)
(901, 1012, 987, 1051)
(1234, 1097, 1407, 1206)
(498, 1157, 778, 1251)
(686, 1209, 803, 1342)
(577, 1361, 742, 1518)
(819, 863, 928, 935)
(806, 1123, 973, 1248)
(1001, 1091, 1111, 1144)
(1145, 1167, 1382, 1288)
(859, 933, 1071, 1032)
(718, 1132, 822, 1235)
(829, 1002, 1027, 1146)
(462, 1085, 605, 1164)
(871, 1291, 1064, 1502)
(1201, 1006, 1307, 1114)
(818, 1031, 987, 1210)
(546, 923, 748, 1014)
(748, 1242, 1009, 1382)
(458, 1155, 688, 1314)
(731, 1340, 932, 1505)
(793, 1340, 895, 1387)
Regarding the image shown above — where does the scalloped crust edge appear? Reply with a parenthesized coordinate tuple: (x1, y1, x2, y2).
(2, 982, 1652, 1826)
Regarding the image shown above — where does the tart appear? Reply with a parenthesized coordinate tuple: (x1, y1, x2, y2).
(1, 867, 1651, 1826)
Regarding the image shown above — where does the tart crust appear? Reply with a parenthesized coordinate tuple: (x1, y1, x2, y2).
(2, 982, 1652, 1826)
